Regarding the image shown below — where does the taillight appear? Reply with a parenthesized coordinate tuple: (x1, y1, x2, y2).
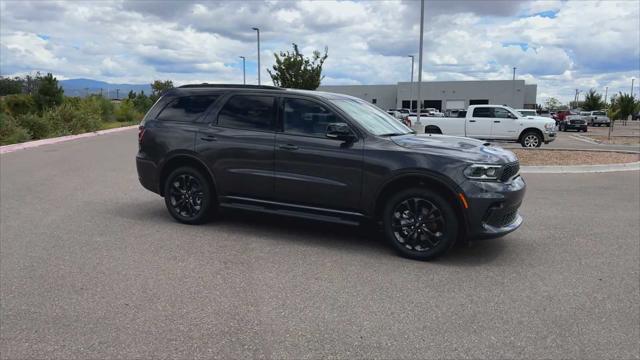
(138, 126, 146, 143)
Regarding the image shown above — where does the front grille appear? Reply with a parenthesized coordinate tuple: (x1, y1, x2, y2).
(500, 161, 519, 182)
(570, 120, 585, 124)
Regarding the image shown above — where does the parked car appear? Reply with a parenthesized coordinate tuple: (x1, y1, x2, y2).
(586, 110, 611, 127)
(516, 109, 538, 117)
(136, 84, 525, 261)
(404, 105, 556, 147)
(559, 114, 587, 132)
(555, 110, 575, 125)
(444, 109, 464, 117)
(387, 110, 402, 119)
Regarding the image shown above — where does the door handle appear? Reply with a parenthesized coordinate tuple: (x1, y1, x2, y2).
(469, 120, 476, 123)
(494, 120, 501, 123)
(278, 144, 298, 151)
(200, 135, 217, 142)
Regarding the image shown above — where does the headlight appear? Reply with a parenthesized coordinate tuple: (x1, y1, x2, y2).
(544, 123, 555, 130)
(464, 164, 503, 181)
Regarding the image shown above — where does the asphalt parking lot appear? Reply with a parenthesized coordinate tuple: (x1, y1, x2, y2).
(1, 129, 639, 359)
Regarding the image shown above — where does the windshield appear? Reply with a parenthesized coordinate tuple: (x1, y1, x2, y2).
(593, 111, 606, 115)
(518, 110, 536, 116)
(330, 99, 414, 136)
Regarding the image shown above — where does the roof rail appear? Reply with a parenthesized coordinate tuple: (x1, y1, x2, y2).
(178, 83, 281, 90)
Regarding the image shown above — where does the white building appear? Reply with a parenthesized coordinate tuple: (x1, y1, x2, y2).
(319, 80, 537, 112)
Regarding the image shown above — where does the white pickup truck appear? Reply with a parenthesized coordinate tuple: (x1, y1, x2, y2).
(405, 105, 557, 147)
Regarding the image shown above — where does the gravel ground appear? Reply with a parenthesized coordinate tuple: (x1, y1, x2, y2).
(585, 135, 640, 145)
(512, 149, 640, 165)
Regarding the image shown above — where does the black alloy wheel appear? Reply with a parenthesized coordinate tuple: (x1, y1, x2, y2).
(164, 166, 214, 224)
(383, 188, 458, 260)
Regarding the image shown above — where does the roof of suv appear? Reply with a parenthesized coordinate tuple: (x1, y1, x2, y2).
(168, 83, 357, 100)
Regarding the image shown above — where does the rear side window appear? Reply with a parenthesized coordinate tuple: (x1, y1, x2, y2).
(472, 107, 492, 118)
(283, 98, 338, 137)
(156, 95, 218, 122)
(217, 95, 275, 131)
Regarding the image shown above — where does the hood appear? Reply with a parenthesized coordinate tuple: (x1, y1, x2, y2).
(392, 134, 518, 164)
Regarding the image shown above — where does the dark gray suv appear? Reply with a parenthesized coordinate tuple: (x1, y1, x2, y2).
(136, 84, 525, 260)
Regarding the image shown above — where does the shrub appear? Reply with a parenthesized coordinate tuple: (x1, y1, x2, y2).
(115, 100, 141, 122)
(0, 113, 31, 145)
(3, 94, 36, 116)
(42, 103, 101, 136)
(16, 113, 51, 139)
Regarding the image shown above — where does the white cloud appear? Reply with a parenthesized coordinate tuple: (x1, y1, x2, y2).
(0, 0, 638, 103)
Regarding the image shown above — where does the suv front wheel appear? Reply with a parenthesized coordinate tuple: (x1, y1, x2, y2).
(383, 188, 458, 260)
(164, 166, 215, 224)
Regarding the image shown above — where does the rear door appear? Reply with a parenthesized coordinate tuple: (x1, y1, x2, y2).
(273, 96, 364, 211)
(466, 106, 494, 138)
(196, 93, 276, 200)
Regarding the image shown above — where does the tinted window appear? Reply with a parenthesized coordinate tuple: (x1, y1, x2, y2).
(472, 107, 492, 118)
(218, 95, 275, 131)
(593, 111, 606, 115)
(283, 98, 338, 137)
(156, 95, 218, 122)
(494, 108, 512, 118)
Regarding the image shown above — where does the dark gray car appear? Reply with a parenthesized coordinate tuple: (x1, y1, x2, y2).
(136, 84, 525, 260)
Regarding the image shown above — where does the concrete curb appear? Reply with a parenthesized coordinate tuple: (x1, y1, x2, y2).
(521, 161, 640, 174)
(0, 125, 138, 154)
(514, 147, 640, 154)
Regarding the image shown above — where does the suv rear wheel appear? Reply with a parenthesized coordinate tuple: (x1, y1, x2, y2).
(164, 166, 215, 224)
(383, 188, 458, 260)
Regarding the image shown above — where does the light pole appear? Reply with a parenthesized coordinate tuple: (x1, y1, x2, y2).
(632, 78, 635, 96)
(512, 67, 516, 81)
(239, 56, 246, 85)
(604, 86, 608, 108)
(415, 0, 425, 130)
(408, 55, 414, 111)
(252, 27, 261, 85)
(512, 67, 517, 107)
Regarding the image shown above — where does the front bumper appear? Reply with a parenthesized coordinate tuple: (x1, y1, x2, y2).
(543, 131, 556, 143)
(564, 123, 587, 130)
(460, 175, 526, 240)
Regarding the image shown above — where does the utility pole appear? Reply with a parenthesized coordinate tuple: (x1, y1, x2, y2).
(100, 88, 103, 97)
(252, 27, 261, 85)
(632, 78, 635, 96)
(415, 0, 425, 130)
(512, 67, 517, 107)
(239, 56, 246, 85)
(408, 55, 414, 111)
(116, 88, 120, 100)
(604, 86, 608, 108)
(513, 67, 516, 81)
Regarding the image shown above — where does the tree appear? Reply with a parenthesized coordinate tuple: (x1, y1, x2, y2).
(544, 97, 562, 111)
(582, 88, 604, 111)
(609, 92, 637, 120)
(267, 43, 328, 90)
(151, 80, 174, 98)
(0, 76, 24, 95)
(33, 73, 64, 111)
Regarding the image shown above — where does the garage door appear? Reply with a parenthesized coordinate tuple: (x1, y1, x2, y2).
(446, 100, 465, 110)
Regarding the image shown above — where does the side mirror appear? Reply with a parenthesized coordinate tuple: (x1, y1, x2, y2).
(326, 123, 355, 141)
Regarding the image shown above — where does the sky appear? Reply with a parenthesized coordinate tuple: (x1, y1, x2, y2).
(1, 0, 639, 103)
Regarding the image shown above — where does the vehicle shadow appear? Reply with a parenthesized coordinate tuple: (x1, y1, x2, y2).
(110, 201, 508, 265)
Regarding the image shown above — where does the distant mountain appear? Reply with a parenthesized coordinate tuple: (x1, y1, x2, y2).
(60, 78, 152, 99)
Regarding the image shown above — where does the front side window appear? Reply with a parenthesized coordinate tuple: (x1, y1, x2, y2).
(494, 108, 513, 118)
(472, 107, 492, 118)
(217, 95, 275, 131)
(156, 95, 218, 122)
(283, 98, 338, 137)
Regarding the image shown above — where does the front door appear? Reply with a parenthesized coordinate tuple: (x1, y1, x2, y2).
(274, 97, 364, 211)
(466, 106, 494, 138)
(491, 107, 522, 140)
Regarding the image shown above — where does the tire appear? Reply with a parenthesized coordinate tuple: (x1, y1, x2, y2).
(521, 131, 542, 147)
(163, 166, 215, 224)
(382, 187, 458, 261)
(606, 123, 610, 127)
